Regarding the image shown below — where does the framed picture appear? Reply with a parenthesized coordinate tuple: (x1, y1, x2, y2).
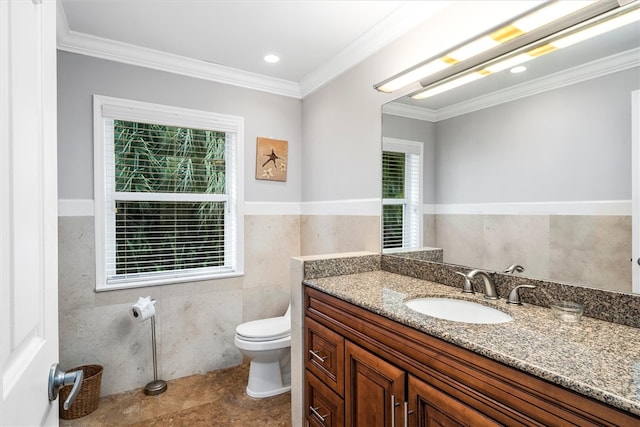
(255, 137, 288, 182)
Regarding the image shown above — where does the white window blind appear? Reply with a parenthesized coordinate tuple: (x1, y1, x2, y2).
(94, 96, 244, 291)
(382, 138, 423, 251)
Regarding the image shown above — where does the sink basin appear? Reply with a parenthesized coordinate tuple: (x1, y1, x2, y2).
(405, 297, 513, 324)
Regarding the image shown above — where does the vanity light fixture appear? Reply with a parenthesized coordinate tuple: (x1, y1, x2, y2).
(374, 0, 598, 93)
(410, 0, 640, 100)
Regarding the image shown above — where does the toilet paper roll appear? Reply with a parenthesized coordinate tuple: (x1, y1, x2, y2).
(131, 296, 156, 322)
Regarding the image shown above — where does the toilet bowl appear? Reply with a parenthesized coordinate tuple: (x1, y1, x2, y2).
(234, 304, 291, 398)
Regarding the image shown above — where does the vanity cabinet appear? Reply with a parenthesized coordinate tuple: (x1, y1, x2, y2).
(305, 317, 344, 396)
(305, 317, 345, 426)
(345, 341, 405, 426)
(306, 371, 344, 427)
(408, 375, 500, 426)
(303, 286, 639, 427)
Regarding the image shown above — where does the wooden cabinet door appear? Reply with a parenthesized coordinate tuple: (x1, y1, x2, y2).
(345, 341, 405, 427)
(408, 375, 501, 427)
(306, 317, 345, 396)
(306, 371, 345, 427)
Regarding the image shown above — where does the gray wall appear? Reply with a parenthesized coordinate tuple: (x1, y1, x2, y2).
(55, 1, 561, 397)
(300, 69, 386, 202)
(57, 51, 301, 396)
(435, 67, 637, 204)
(296, 2, 524, 256)
(298, 1, 522, 204)
(58, 51, 302, 202)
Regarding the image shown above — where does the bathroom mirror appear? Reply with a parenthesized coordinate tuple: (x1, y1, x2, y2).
(382, 18, 640, 294)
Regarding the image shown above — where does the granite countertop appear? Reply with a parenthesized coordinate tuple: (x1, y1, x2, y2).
(304, 270, 640, 416)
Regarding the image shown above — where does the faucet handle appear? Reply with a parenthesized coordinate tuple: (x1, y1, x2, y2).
(504, 264, 525, 274)
(455, 271, 474, 294)
(506, 284, 537, 305)
(468, 269, 496, 277)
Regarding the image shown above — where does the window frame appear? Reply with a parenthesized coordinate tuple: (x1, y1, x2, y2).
(382, 137, 423, 252)
(93, 95, 244, 291)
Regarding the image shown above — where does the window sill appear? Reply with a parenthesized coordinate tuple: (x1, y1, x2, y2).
(95, 270, 245, 292)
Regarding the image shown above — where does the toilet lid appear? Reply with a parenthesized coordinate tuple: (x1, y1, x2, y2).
(236, 316, 291, 342)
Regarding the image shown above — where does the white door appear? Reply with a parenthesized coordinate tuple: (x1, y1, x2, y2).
(633, 90, 639, 293)
(1, 0, 61, 425)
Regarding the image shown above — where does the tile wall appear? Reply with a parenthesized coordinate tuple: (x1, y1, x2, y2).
(430, 214, 631, 293)
(58, 213, 379, 397)
(58, 215, 299, 396)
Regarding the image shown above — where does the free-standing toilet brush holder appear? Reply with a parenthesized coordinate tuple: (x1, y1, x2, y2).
(144, 315, 167, 395)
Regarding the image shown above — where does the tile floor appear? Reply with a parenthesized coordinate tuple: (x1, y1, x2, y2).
(59, 364, 291, 426)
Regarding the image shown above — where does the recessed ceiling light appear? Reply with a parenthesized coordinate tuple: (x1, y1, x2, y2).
(264, 54, 280, 63)
(510, 65, 527, 73)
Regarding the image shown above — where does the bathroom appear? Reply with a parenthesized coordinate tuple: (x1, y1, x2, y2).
(3, 0, 639, 425)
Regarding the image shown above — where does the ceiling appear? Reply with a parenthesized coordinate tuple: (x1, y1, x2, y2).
(57, 0, 447, 98)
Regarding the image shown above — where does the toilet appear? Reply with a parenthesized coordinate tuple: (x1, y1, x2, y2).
(234, 304, 291, 398)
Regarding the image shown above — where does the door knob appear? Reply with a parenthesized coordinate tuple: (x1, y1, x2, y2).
(48, 363, 84, 410)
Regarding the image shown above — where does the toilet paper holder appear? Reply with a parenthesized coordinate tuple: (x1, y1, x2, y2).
(131, 297, 167, 395)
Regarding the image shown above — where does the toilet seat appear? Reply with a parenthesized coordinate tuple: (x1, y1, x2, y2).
(234, 303, 292, 398)
(234, 334, 291, 352)
(235, 316, 290, 342)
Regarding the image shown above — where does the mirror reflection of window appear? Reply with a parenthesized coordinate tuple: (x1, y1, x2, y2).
(382, 138, 423, 251)
(380, 13, 639, 293)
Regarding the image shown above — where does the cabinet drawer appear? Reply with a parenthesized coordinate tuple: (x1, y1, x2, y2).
(305, 371, 345, 427)
(305, 317, 345, 396)
(409, 374, 502, 427)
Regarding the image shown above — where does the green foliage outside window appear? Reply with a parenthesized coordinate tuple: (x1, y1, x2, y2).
(113, 120, 227, 275)
(114, 121, 226, 194)
(382, 151, 405, 199)
(382, 151, 405, 249)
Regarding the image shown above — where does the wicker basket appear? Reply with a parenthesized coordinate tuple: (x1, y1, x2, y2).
(59, 364, 103, 420)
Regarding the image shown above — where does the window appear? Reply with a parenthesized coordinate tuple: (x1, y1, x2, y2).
(93, 96, 244, 291)
(382, 138, 423, 251)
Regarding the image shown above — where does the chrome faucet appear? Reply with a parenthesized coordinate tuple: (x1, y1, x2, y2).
(506, 284, 537, 305)
(454, 271, 474, 294)
(466, 269, 499, 300)
(503, 264, 525, 274)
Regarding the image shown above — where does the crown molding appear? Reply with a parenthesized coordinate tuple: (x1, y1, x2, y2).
(386, 48, 640, 122)
(57, 31, 302, 98)
(382, 102, 437, 121)
(437, 48, 640, 121)
(56, 8, 301, 98)
(56, 1, 441, 100)
(298, 1, 447, 98)
(56, 0, 70, 45)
